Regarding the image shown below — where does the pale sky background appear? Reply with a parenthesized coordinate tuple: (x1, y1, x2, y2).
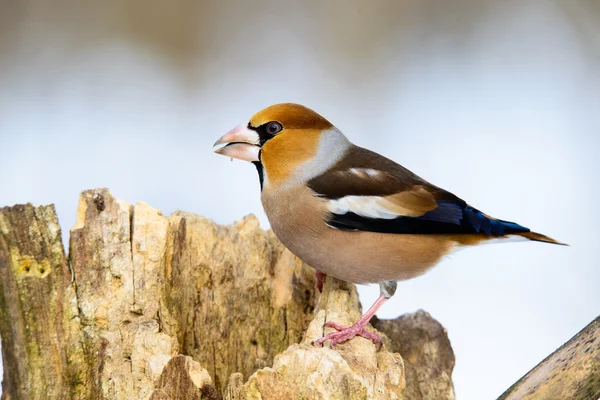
(1, 1, 599, 399)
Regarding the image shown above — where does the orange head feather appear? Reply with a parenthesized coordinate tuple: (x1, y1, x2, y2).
(249, 104, 335, 184)
(214, 103, 345, 186)
(249, 103, 333, 131)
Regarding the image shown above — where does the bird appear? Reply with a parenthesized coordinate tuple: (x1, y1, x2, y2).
(213, 103, 565, 347)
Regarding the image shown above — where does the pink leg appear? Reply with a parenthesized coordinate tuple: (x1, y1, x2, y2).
(315, 270, 326, 293)
(316, 294, 389, 347)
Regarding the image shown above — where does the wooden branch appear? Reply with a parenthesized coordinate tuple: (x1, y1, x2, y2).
(499, 316, 600, 400)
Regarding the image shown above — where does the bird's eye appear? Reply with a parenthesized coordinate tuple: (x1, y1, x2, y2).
(266, 122, 283, 135)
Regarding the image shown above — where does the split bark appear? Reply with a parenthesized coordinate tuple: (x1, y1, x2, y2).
(0, 204, 87, 399)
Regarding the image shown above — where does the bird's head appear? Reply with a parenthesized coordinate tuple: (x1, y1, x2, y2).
(214, 103, 349, 186)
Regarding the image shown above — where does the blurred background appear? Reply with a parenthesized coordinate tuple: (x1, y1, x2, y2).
(1, 0, 599, 398)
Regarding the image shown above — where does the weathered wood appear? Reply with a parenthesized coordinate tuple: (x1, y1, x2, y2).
(69, 190, 179, 399)
(149, 355, 217, 400)
(372, 311, 456, 400)
(158, 209, 320, 391)
(499, 316, 600, 400)
(0, 189, 322, 399)
(0, 188, 463, 399)
(0, 204, 89, 399)
(68, 188, 323, 396)
(227, 277, 406, 400)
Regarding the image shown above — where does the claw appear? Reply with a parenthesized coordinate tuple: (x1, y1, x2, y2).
(316, 321, 382, 347)
(323, 321, 346, 330)
(314, 292, 390, 347)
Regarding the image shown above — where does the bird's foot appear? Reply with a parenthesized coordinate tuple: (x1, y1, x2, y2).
(316, 321, 382, 347)
(315, 270, 326, 293)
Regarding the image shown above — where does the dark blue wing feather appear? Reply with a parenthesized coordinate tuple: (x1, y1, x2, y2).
(417, 201, 463, 224)
(328, 201, 530, 236)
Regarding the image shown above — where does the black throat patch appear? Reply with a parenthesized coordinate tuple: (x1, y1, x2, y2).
(252, 161, 264, 190)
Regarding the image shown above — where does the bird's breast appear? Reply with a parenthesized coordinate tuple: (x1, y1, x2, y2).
(260, 185, 456, 284)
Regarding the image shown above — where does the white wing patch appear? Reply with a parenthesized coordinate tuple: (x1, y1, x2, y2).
(327, 196, 400, 219)
(327, 168, 401, 219)
(325, 168, 436, 220)
(348, 168, 382, 178)
(327, 195, 427, 219)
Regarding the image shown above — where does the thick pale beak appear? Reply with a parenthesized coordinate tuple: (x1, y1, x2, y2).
(213, 123, 261, 162)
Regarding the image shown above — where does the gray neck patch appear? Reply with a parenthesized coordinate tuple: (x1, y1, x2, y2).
(282, 127, 351, 188)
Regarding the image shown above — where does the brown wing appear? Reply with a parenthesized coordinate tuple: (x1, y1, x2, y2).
(307, 145, 464, 215)
(307, 145, 529, 235)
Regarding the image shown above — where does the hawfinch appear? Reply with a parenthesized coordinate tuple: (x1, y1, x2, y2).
(213, 103, 564, 346)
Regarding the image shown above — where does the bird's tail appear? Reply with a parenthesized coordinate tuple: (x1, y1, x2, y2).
(514, 231, 568, 246)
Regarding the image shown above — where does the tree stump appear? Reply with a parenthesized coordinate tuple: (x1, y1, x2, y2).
(0, 188, 459, 399)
